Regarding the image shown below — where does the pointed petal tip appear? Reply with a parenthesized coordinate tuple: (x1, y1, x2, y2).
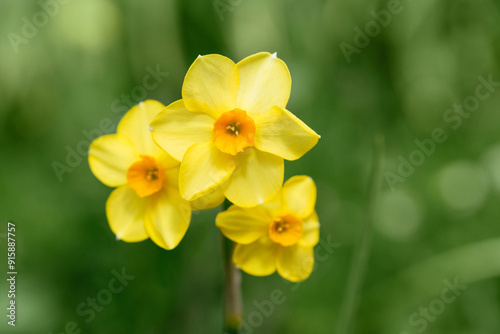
(271, 52, 277, 58)
(138, 101, 144, 107)
(147, 126, 153, 131)
(116, 233, 122, 241)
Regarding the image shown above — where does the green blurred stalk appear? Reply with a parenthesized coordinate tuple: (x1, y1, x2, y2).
(336, 134, 385, 334)
(221, 200, 242, 334)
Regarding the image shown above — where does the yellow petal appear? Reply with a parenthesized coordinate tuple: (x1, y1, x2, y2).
(150, 100, 215, 161)
(89, 134, 138, 187)
(233, 236, 278, 276)
(182, 54, 239, 119)
(179, 141, 235, 201)
(163, 165, 222, 210)
(144, 186, 191, 250)
(282, 175, 317, 218)
(236, 52, 291, 116)
(190, 184, 226, 211)
(163, 165, 180, 189)
(254, 106, 320, 161)
(299, 211, 320, 247)
(106, 185, 149, 242)
(277, 245, 314, 282)
(224, 148, 284, 208)
(117, 100, 166, 156)
(255, 190, 283, 218)
(216, 205, 273, 244)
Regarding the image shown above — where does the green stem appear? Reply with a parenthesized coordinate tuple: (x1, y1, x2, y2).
(221, 200, 242, 334)
(336, 134, 384, 334)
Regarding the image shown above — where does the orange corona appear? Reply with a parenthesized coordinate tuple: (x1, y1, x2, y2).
(213, 109, 256, 155)
(126, 155, 165, 198)
(268, 214, 303, 247)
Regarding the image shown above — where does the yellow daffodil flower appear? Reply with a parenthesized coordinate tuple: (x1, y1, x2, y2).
(150, 52, 320, 208)
(216, 176, 320, 282)
(88, 100, 221, 250)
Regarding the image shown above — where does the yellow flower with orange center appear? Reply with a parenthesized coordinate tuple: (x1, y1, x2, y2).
(150, 52, 320, 208)
(88, 100, 222, 250)
(216, 176, 320, 282)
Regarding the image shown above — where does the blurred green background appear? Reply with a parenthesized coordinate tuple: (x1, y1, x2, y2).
(1, 0, 500, 333)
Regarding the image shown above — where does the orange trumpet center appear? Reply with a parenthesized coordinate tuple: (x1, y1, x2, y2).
(126, 155, 165, 198)
(269, 214, 303, 247)
(213, 109, 256, 156)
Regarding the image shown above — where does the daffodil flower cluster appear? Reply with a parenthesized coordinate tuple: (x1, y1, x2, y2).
(89, 52, 320, 281)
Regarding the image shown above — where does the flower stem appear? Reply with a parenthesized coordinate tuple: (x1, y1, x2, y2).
(336, 134, 384, 334)
(221, 200, 242, 334)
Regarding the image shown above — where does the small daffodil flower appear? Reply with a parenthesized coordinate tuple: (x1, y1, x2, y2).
(216, 176, 320, 282)
(88, 100, 220, 250)
(150, 52, 320, 208)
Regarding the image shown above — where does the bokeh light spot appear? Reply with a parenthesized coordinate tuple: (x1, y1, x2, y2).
(375, 189, 422, 240)
(482, 144, 500, 193)
(51, 0, 121, 51)
(436, 161, 489, 211)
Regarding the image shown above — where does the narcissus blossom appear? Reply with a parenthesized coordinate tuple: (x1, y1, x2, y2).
(216, 176, 320, 282)
(150, 52, 320, 208)
(88, 100, 221, 250)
